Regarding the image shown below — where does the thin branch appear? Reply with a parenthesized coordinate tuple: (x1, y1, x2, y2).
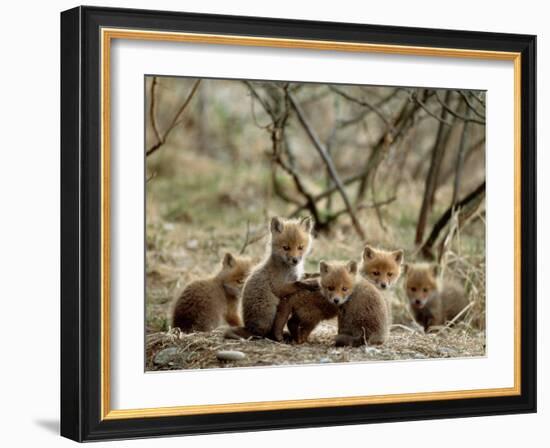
(335, 88, 403, 130)
(149, 77, 162, 143)
(419, 181, 486, 259)
(329, 86, 395, 130)
(146, 79, 202, 157)
(288, 92, 366, 240)
(414, 90, 454, 245)
(451, 107, 472, 205)
(457, 90, 486, 120)
(243, 81, 276, 119)
(434, 91, 485, 125)
(411, 91, 454, 126)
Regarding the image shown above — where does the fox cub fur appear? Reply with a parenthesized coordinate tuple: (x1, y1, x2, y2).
(171, 253, 253, 332)
(271, 276, 338, 344)
(319, 260, 389, 347)
(404, 263, 468, 331)
(226, 216, 316, 340)
(359, 245, 404, 325)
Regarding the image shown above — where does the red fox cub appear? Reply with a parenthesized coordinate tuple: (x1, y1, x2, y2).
(271, 276, 338, 344)
(404, 263, 469, 331)
(226, 216, 316, 340)
(171, 253, 253, 333)
(359, 245, 404, 325)
(319, 260, 388, 347)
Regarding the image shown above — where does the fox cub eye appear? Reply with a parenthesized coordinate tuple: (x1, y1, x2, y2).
(423, 288, 428, 293)
(283, 246, 290, 251)
(372, 271, 380, 276)
(298, 245, 304, 251)
(342, 287, 348, 292)
(411, 287, 417, 292)
(387, 273, 393, 278)
(237, 279, 244, 284)
(328, 286, 335, 292)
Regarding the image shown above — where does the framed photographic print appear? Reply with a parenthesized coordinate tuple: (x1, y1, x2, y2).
(60, 6, 536, 442)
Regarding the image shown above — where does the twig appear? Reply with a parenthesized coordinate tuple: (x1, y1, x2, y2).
(457, 90, 486, 120)
(391, 324, 417, 333)
(411, 91, 455, 126)
(445, 302, 474, 328)
(419, 181, 486, 259)
(146, 79, 202, 156)
(149, 77, 162, 143)
(239, 221, 252, 255)
(329, 86, 395, 131)
(239, 221, 267, 254)
(434, 91, 485, 125)
(288, 92, 366, 240)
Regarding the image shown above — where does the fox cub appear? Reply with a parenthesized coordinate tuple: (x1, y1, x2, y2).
(271, 275, 338, 344)
(404, 263, 468, 331)
(172, 253, 253, 332)
(319, 260, 388, 347)
(359, 245, 404, 325)
(226, 216, 316, 340)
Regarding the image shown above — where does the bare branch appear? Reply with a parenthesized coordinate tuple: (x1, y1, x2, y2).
(419, 181, 486, 259)
(434, 91, 485, 125)
(457, 90, 486, 121)
(415, 90, 454, 244)
(288, 92, 366, 240)
(451, 107, 472, 205)
(149, 77, 162, 144)
(146, 79, 202, 157)
(329, 86, 395, 131)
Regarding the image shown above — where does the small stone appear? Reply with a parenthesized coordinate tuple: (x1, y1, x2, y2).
(216, 350, 246, 361)
(365, 347, 381, 355)
(186, 239, 199, 250)
(154, 347, 179, 365)
(319, 357, 331, 363)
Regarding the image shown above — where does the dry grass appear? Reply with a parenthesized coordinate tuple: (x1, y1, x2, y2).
(146, 322, 485, 371)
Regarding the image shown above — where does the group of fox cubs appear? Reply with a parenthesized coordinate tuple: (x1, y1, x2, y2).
(172, 216, 468, 347)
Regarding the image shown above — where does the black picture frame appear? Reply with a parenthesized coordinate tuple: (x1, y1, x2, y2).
(61, 5, 536, 442)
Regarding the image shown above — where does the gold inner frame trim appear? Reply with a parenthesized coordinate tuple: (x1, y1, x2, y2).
(100, 27, 522, 420)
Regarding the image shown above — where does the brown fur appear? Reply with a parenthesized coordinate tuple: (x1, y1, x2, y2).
(318, 260, 388, 347)
(404, 263, 468, 331)
(359, 245, 404, 326)
(271, 278, 337, 344)
(225, 216, 314, 340)
(172, 253, 253, 332)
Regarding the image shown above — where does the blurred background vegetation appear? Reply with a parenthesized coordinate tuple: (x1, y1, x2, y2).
(145, 76, 486, 336)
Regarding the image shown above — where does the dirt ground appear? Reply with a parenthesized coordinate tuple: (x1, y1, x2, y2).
(146, 320, 486, 371)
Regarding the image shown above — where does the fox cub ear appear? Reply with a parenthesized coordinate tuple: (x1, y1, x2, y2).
(300, 216, 314, 233)
(346, 260, 358, 275)
(223, 252, 236, 268)
(319, 260, 330, 274)
(270, 216, 284, 234)
(392, 249, 404, 264)
(431, 264, 441, 277)
(363, 245, 374, 260)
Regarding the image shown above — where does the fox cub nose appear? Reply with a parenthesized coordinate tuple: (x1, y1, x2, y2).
(291, 257, 299, 265)
(414, 299, 421, 305)
(380, 282, 387, 289)
(333, 298, 340, 304)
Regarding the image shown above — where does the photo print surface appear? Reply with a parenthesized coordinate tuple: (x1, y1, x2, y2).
(144, 76, 486, 371)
